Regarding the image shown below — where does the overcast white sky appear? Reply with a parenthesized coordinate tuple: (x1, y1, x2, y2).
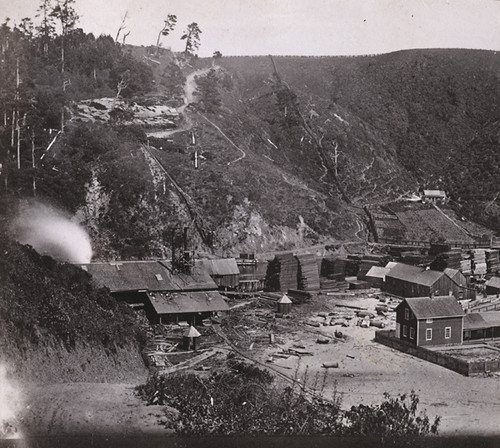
(1, 0, 499, 57)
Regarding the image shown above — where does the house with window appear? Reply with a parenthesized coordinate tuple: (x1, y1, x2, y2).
(422, 190, 447, 204)
(395, 296, 464, 346)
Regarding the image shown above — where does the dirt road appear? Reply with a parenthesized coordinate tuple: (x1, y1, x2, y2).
(19, 383, 171, 437)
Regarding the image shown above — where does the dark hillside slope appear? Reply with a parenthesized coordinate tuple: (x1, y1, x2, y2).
(216, 50, 499, 230)
(0, 236, 147, 382)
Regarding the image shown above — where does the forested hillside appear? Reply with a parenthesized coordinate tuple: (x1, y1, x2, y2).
(0, 13, 498, 260)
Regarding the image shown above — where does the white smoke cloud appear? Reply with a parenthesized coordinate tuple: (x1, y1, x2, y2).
(11, 201, 93, 264)
(0, 364, 23, 439)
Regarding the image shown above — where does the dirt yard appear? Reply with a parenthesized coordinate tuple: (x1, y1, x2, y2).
(252, 293, 500, 436)
(13, 291, 500, 438)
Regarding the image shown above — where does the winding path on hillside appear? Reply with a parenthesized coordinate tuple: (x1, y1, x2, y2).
(199, 114, 247, 165)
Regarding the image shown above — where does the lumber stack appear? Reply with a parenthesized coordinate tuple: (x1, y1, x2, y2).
(460, 258, 472, 275)
(265, 253, 298, 292)
(486, 249, 500, 274)
(357, 259, 380, 280)
(296, 254, 320, 291)
(441, 250, 462, 270)
(471, 249, 487, 275)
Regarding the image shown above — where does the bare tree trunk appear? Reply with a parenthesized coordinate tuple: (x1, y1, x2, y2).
(16, 119, 21, 169)
(11, 109, 15, 147)
(32, 131, 36, 196)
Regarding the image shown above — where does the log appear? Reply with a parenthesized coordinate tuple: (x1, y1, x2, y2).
(322, 362, 339, 368)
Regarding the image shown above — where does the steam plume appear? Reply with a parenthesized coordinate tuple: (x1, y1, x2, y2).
(11, 201, 93, 264)
(0, 364, 22, 439)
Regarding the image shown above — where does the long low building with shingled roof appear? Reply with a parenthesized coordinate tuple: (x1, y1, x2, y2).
(79, 260, 228, 324)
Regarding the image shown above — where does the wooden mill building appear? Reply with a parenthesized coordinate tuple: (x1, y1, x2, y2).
(384, 262, 473, 299)
(395, 296, 464, 346)
(196, 258, 240, 290)
(79, 260, 229, 324)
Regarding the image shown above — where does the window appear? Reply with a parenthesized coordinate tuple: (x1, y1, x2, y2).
(445, 327, 451, 339)
(426, 319, 433, 324)
(405, 308, 410, 320)
(426, 328, 432, 341)
(409, 327, 415, 340)
(403, 325, 408, 337)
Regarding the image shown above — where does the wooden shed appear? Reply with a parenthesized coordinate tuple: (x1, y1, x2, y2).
(486, 277, 500, 295)
(196, 258, 240, 290)
(145, 290, 229, 325)
(396, 296, 464, 346)
(384, 263, 456, 298)
(277, 294, 292, 314)
(464, 311, 500, 341)
(365, 265, 389, 288)
(183, 325, 201, 350)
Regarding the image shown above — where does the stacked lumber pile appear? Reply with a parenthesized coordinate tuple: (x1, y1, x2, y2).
(431, 249, 462, 271)
(288, 289, 311, 304)
(296, 253, 320, 291)
(460, 257, 472, 275)
(441, 250, 462, 269)
(320, 257, 346, 281)
(265, 253, 298, 292)
(471, 249, 487, 275)
(357, 259, 381, 280)
(346, 255, 361, 276)
(429, 243, 452, 257)
(486, 249, 500, 274)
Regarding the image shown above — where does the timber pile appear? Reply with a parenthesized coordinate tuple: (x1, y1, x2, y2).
(441, 250, 462, 270)
(357, 259, 380, 280)
(471, 249, 487, 275)
(320, 257, 346, 279)
(296, 254, 320, 291)
(288, 289, 311, 304)
(460, 257, 472, 275)
(265, 253, 299, 291)
(486, 249, 500, 274)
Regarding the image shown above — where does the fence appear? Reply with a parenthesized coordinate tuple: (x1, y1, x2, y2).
(374, 330, 500, 376)
(377, 238, 493, 249)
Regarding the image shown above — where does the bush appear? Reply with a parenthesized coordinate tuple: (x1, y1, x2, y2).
(343, 391, 441, 439)
(138, 360, 439, 438)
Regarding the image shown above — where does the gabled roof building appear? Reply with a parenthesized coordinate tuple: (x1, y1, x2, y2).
(79, 260, 228, 324)
(486, 277, 500, 295)
(396, 296, 464, 346)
